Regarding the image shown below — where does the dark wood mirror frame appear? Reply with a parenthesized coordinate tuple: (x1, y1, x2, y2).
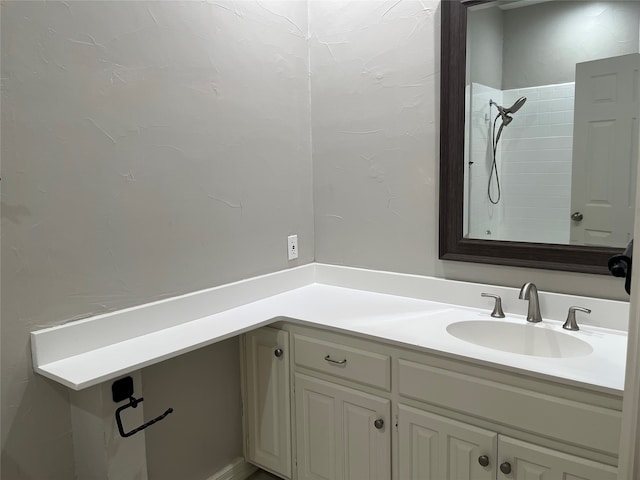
(439, 0, 622, 275)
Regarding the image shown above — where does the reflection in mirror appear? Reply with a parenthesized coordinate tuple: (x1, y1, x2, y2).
(464, 0, 640, 248)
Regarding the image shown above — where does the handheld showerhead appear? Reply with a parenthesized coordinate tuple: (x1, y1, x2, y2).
(486, 96, 526, 205)
(490, 97, 527, 122)
(506, 96, 527, 115)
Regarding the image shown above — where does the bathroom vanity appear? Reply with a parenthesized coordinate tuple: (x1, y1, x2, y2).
(242, 322, 621, 480)
(29, 264, 628, 480)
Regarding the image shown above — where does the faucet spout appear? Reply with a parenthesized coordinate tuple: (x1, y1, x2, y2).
(518, 282, 542, 323)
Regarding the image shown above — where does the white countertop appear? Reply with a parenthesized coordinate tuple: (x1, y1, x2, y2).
(31, 264, 629, 394)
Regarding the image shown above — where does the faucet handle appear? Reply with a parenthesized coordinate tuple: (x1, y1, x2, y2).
(481, 293, 505, 318)
(563, 306, 591, 331)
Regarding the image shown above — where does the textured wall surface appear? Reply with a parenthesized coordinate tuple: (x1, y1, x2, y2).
(1, 1, 312, 478)
(311, 0, 440, 275)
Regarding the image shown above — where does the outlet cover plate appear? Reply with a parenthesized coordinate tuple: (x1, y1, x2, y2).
(288, 235, 298, 260)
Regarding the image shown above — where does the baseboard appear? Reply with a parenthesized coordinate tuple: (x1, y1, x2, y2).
(207, 457, 258, 480)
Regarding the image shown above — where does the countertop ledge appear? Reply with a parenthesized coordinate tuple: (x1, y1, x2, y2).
(31, 263, 629, 394)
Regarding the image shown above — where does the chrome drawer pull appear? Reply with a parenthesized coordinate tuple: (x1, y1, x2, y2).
(324, 355, 347, 365)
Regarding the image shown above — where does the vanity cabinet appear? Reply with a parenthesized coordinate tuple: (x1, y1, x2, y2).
(398, 404, 616, 480)
(243, 327, 292, 479)
(293, 332, 392, 480)
(242, 324, 621, 480)
(497, 435, 616, 480)
(398, 404, 497, 479)
(294, 374, 390, 480)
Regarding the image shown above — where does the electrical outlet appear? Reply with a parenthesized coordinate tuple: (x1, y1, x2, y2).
(287, 235, 298, 260)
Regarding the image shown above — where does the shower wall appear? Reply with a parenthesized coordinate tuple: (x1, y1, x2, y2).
(466, 83, 503, 240)
(468, 82, 575, 244)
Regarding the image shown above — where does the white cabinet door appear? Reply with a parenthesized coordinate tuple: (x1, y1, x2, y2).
(244, 327, 291, 479)
(498, 436, 617, 480)
(295, 373, 391, 480)
(398, 404, 497, 480)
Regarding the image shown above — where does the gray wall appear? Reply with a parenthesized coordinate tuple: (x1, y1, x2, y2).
(503, 1, 640, 89)
(143, 340, 243, 480)
(467, 5, 504, 90)
(1, 0, 633, 479)
(467, 1, 640, 90)
(311, 0, 438, 275)
(1, 1, 312, 478)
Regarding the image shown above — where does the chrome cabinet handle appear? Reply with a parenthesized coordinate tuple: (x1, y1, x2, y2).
(373, 418, 384, 429)
(324, 355, 347, 365)
(478, 455, 489, 467)
(500, 462, 512, 475)
(571, 211, 584, 221)
(274, 348, 283, 358)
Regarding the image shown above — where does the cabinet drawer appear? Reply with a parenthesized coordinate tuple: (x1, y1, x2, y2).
(294, 334, 391, 391)
(397, 358, 621, 456)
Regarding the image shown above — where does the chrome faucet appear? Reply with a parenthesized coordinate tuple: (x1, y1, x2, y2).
(518, 282, 542, 323)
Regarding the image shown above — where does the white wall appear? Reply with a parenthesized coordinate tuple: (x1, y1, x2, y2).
(1, 1, 312, 478)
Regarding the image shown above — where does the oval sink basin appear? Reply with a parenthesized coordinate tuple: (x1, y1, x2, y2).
(446, 321, 593, 358)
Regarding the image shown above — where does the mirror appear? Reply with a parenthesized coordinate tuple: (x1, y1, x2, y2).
(465, 1, 639, 247)
(440, 0, 640, 274)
